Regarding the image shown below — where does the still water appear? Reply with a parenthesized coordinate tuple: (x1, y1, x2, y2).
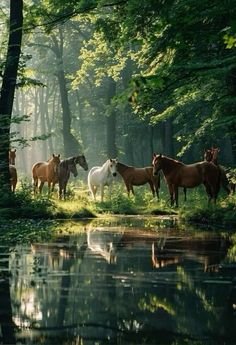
(0, 216, 236, 345)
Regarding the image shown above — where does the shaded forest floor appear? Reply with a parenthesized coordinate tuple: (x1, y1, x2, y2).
(0, 180, 236, 230)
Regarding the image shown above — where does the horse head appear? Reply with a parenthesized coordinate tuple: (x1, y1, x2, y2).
(75, 154, 88, 171)
(152, 153, 162, 176)
(204, 149, 213, 162)
(51, 154, 61, 173)
(109, 158, 118, 177)
(68, 157, 78, 177)
(211, 147, 220, 163)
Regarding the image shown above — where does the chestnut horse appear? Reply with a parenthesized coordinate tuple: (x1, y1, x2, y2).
(9, 149, 17, 192)
(58, 155, 88, 199)
(152, 154, 220, 207)
(9, 165, 17, 192)
(117, 162, 160, 198)
(204, 147, 230, 194)
(9, 149, 16, 165)
(32, 154, 60, 194)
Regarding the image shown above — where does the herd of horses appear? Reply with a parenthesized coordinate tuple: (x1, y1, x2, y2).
(7, 147, 235, 206)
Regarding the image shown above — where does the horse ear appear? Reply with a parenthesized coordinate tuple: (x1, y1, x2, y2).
(153, 153, 156, 158)
(110, 158, 112, 162)
(14, 149, 16, 152)
(160, 153, 162, 158)
(58, 154, 60, 158)
(52, 153, 55, 157)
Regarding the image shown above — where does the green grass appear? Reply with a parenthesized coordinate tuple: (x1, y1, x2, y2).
(0, 179, 235, 229)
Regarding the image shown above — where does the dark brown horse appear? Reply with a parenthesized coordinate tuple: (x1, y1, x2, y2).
(204, 147, 230, 195)
(32, 154, 61, 194)
(58, 155, 88, 199)
(117, 162, 160, 197)
(152, 154, 220, 206)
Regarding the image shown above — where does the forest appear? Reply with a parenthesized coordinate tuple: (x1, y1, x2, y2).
(0, 0, 236, 222)
(0, 2, 236, 345)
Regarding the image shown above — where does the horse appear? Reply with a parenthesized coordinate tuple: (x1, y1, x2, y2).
(152, 153, 221, 207)
(204, 147, 230, 195)
(9, 165, 17, 192)
(8, 149, 17, 192)
(58, 155, 88, 199)
(9, 149, 16, 165)
(32, 154, 61, 194)
(88, 158, 118, 202)
(117, 162, 160, 197)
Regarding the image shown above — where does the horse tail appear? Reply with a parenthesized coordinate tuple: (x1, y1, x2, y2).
(87, 170, 94, 196)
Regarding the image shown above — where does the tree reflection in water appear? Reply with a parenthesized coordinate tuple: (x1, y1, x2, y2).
(2, 222, 236, 345)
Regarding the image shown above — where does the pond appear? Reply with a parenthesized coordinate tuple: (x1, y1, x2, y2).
(0, 216, 236, 345)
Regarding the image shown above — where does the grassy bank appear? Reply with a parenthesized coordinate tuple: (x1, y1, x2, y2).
(0, 181, 235, 229)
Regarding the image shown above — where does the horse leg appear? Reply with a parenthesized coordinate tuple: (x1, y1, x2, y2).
(39, 181, 44, 193)
(149, 182, 155, 198)
(125, 183, 130, 197)
(183, 187, 187, 201)
(100, 184, 104, 202)
(48, 181, 52, 194)
(204, 182, 212, 203)
(59, 187, 62, 200)
(33, 178, 38, 194)
(63, 182, 67, 200)
(167, 184, 174, 206)
(131, 185, 135, 196)
(51, 181, 56, 193)
(174, 186, 179, 207)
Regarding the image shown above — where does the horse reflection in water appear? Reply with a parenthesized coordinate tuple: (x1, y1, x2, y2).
(87, 227, 124, 264)
(151, 236, 230, 272)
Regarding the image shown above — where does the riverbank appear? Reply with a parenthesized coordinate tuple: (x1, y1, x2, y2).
(0, 184, 235, 230)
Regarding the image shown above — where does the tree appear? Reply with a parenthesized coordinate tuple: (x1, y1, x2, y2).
(0, 0, 23, 195)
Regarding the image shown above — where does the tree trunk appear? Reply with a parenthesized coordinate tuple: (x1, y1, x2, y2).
(106, 78, 117, 158)
(164, 119, 174, 157)
(0, 0, 23, 196)
(52, 29, 82, 157)
(0, 249, 16, 344)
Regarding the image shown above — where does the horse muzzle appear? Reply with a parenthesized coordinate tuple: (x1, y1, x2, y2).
(113, 172, 117, 177)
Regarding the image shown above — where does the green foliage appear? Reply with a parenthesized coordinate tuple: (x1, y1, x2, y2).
(179, 197, 236, 228)
(0, 181, 56, 219)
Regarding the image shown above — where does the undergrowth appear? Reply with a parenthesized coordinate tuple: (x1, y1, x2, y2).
(0, 179, 235, 230)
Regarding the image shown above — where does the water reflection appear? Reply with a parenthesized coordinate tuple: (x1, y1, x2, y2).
(0, 218, 236, 345)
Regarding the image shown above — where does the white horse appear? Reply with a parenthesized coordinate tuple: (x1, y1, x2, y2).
(87, 158, 118, 202)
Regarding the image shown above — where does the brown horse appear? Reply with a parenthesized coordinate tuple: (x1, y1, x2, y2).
(9, 149, 17, 192)
(9, 165, 17, 192)
(204, 147, 230, 195)
(58, 155, 88, 199)
(32, 154, 60, 194)
(152, 154, 220, 206)
(117, 162, 160, 197)
(9, 149, 16, 165)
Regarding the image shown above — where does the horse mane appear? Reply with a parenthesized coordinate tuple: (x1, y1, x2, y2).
(117, 162, 133, 173)
(162, 155, 184, 166)
(102, 159, 111, 169)
(60, 157, 74, 168)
